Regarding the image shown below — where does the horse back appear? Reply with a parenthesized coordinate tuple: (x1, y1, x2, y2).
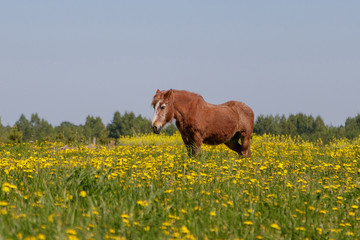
(222, 100, 254, 132)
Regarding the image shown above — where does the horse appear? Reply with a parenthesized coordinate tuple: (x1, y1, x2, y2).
(151, 89, 254, 157)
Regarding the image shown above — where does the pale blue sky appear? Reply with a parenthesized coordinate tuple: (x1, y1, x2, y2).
(1, 1, 359, 126)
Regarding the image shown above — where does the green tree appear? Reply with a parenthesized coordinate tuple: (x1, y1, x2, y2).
(295, 113, 314, 137)
(253, 113, 337, 142)
(345, 114, 360, 139)
(134, 114, 152, 135)
(286, 114, 298, 136)
(311, 116, 327, 141)
(15, 114, 32, 141)
(15, 114, 53, 142)
(108, 111, 123, 139)
(107, 111, 152, 138)
(84, 116, 109, 144)
(6, 125, 23, 143)
(254, 114, 281, 135)
(163, 123, 178, 135)
(54, 121, 85, 143)
(30, 113, 53, 141)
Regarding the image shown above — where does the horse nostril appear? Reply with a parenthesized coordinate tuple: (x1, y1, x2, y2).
(152, 125, 162, 134)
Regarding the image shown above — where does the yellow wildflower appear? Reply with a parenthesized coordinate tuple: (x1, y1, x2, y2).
(2, 186, 10, 193)
(270, 223, 281, 230)
(66, 228, 77, 235)
(79, 191, 87, 197)
(244, 221, 253, 225)
(181, 225, 190, 234)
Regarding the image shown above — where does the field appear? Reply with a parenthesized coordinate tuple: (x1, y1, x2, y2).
(1, 134, 360, 240)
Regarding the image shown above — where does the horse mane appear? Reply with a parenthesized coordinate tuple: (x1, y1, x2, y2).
(151, 89, 204, 108)
(174, 90, 205, 101)
(151, 89, 163, 107)
(151, 96, 160, 107)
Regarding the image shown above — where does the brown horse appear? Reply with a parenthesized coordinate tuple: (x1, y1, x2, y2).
(151, 89, 254, 157)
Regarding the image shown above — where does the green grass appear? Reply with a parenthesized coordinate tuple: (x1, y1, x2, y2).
(1, 135, 360, 239)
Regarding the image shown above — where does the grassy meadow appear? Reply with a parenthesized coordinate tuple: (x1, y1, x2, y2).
(1, 133, 360, 240)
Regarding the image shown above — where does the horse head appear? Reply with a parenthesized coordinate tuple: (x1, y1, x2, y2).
(151, 89, 175, 134)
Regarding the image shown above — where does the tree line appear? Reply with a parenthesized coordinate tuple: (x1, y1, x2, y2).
(254, 113, 360, 142)
(0, 112, 359, 144)
(0, 112, 177, 144)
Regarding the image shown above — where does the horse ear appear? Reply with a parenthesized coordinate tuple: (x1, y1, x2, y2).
(164, 89, 173, 99)
(156, 89, 160, 93)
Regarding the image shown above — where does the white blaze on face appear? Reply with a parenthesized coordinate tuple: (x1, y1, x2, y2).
(152, 101, 168, 128)
(152, 101, 161, 126)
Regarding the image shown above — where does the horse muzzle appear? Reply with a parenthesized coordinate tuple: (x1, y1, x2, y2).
(152, 125, 162, 134)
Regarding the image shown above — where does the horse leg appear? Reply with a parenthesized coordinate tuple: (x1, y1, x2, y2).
(225, 132, 251, 157)
(225, 133, 243, 156)
(240, 135, 251, 157)
(184, 141, 201, 157)
(181, 134, 202, 157)
(191, 136, 203, 157)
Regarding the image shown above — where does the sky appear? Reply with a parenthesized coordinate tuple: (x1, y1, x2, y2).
(1, 1, 359, 127)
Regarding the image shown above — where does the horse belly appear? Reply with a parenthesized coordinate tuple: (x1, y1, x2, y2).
(203, 138, 226, 145)
(202, 132, 234, 145)
(201, 109, 238, 145)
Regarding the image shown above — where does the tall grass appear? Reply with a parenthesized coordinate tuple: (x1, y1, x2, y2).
(1, 134, 360, 239)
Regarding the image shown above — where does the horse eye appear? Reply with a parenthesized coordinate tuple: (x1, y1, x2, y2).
(160, 105, 166, 110)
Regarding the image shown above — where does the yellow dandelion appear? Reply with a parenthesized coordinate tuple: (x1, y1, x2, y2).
(37, 233, 46, 240)
(2, 182, 17, 189)
(162, 222, 172, 227)
(79, 191, 87, 197)
(270, 223, 281, 230)
(243, 220, 253, 226)
(136, 200, 149, 207)
(68, 236, 80, 240)
(181, 225, 190, 234)
(2, 186, 10, 193)
(66, 228, 77, 235)
(48, 214, 54, 223)
(181, 209, 188, 214)
(122, 218, 129, 224)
